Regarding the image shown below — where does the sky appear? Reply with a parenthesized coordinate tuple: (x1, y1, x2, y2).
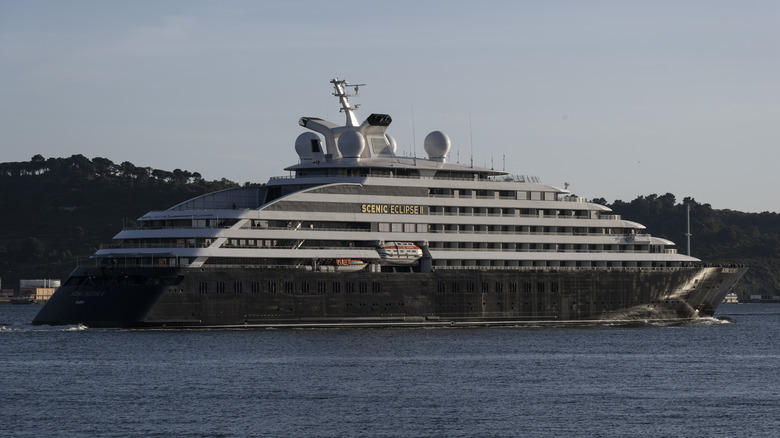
(1, 0, 778, 213)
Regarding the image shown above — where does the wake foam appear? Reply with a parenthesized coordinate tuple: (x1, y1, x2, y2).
(0, 323, 89, 333)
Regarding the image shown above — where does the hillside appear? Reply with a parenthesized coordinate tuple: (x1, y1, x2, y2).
(1, 156, 777, 300)
(594, 193, 779, 299)
(0, 155, 238, 288)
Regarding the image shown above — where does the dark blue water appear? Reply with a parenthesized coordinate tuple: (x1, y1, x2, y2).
(1, 304, 778, 438)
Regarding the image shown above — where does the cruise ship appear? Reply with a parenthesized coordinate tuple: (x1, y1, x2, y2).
(33, 79, 746, 328)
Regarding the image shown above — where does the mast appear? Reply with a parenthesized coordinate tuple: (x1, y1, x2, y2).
(686, 203, 692, 257)
(331, 78, 363, 127)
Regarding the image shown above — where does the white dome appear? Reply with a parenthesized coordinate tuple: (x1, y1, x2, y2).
(385, 134, 398, 154)
(295, 132, 320, 160)
(338, 130, 365, 158)
(424, 131, 451, 162)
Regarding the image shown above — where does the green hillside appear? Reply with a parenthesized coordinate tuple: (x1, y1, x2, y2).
(0, 155, 237, 288)
(594, 193, 779, 299)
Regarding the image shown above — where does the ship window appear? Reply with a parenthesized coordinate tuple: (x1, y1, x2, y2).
(429, 188, 454, 197)
(359, 282, 367, 293)
(466, 282, 475, 293)
(437, 282, 445, 293)
(481, 282, 489, 293)
(267, 281, 276, 294)
(64, 276, 87, 286)
(301, 282, 309, 294)
(284, 282, 294, 293)
(332, 282, 341, 294)
(216, 281, 225, 294)
(379, 223, 390, 232)
(346, 282, 355, 294)
(509, 282, 517, 293)
(451, 282, 459, 293)
(495, 282, 503, 293)
(371, 137, 390, 155)
(404, 223, 416, 232)
(251, 282, 260, 294)
(318, 282, 326, 294)
(551, 282, 559, 293)
(233, 282, 243, 294)
(199, 281, 208, 294)
(392, 223, 402, 232)
(537, 282, 545, 293)
(523, 282, 532, 293)
(372, 282, 381, 293)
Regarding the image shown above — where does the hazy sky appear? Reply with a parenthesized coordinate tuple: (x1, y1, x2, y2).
(2, 0, 778, 212)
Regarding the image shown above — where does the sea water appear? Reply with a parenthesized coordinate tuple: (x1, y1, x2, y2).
(1, 304, 778, 438)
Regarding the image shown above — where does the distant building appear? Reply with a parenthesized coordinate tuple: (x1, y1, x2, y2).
(19, 279, 61, 303)
(746, 294, 780, 303)
(0, 289, 15, 304)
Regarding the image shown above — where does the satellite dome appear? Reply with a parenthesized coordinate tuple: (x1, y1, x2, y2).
(295, 132, 321, 161)
(338, 130, 365, 159)
(424, 131, 451, 162)
(385, 134, 398, 154)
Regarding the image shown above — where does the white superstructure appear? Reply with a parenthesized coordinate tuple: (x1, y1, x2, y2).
(95, 79, 697, 273)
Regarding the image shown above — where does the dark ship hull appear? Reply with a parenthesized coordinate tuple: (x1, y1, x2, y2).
(33, 266, 746, 328)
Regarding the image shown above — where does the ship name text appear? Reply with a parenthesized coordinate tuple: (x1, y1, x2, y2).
(360, 204, 426, 215)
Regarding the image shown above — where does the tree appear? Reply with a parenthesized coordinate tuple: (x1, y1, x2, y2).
(20, 237, 46, 261)
(120, 161, 137, 178)
(92, 157, 116, 175)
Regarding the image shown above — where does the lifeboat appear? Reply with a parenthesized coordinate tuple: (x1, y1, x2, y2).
(327, 259, 368, 272)
(377, 242, 423, 265)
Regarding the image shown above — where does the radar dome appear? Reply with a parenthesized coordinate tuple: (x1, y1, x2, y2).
(385, 134, 398, 154)
(295, 132, 321, 161)
(424, 131, 451, 162)
(338, 130, 365, 159)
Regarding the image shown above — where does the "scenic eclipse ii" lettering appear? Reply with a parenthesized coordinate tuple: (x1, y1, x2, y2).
(360, 204, 427, 215)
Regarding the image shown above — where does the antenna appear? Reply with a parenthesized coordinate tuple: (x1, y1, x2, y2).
(686, 203, 692, 257)
(411, 105, 417, 159)
(469, 110, 474, 168)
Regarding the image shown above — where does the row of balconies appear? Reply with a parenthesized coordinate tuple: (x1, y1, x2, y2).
(428, 188, 555, 201)
(427, 207, 607, 220)
(102, 240, 660, 254)
(431, 260, 683, 268)
(428, 243, 654, 253)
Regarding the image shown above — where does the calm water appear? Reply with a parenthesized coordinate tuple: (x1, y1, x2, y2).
(1, 304, 778, 438)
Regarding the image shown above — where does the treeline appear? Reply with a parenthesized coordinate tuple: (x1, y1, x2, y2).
(0, 155, 238, 289)
(594, 193, 780, 298)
